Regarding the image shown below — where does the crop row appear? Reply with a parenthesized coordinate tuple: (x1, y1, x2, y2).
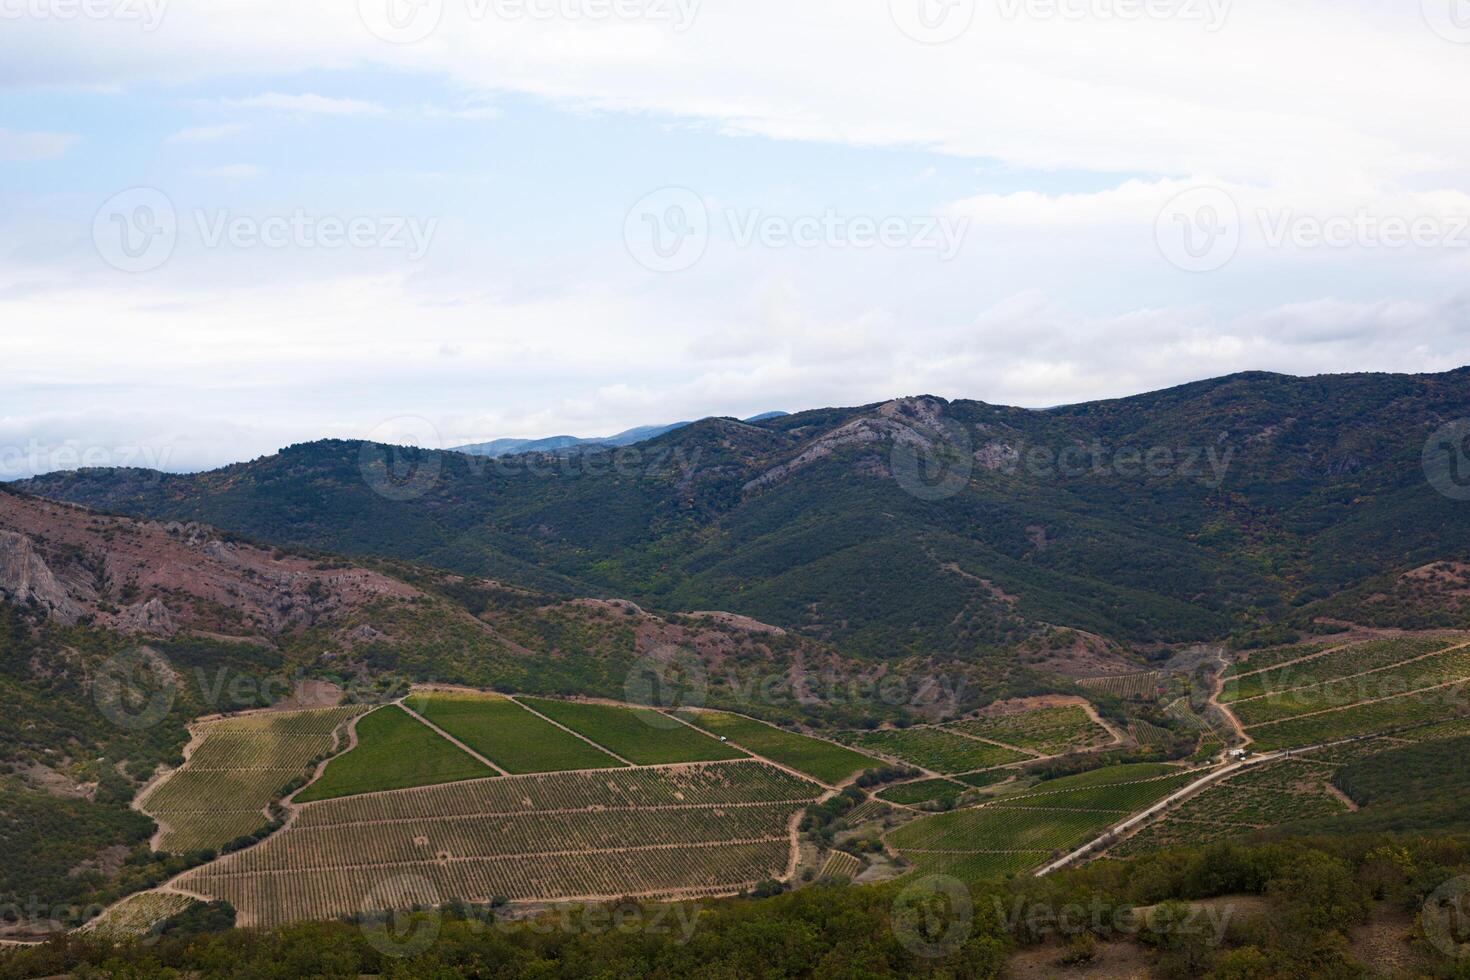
(294, 761, 819, 827)
(1230, 645, 1470, 726)
(182, 840, 793, 928)
(1246, 683, 1470, 750)
(215, 804, 801, 873)
(1221, 637, 1456, 703)
(836, 728, 1029, 775)
(81, 891, 196, 937)
(947, 706, 1111, 756)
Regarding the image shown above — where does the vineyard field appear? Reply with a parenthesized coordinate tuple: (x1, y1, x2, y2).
(174, 761, 821, 927)
(404, 692, 625, 773)
(295, 705, 494, 802)
(140, 706, 364, 853)
(877, 778, 966, 806)
(1076, 673, 1161, 699)
(835, 728, 1029, 775)
(1220, 637, 1457, 703)
(1230, 645, 1470, 727)
(81, 891, 197, 937)
(674, 711, 879, 785)
(517, 698, 746, 765)
(1245, 684, 1470, 751)
(947, 705, 1111, 756)
(888, 767, 1194, 883)
(1112, 759, 1350, 857)
(1221, 642, 1343, 679)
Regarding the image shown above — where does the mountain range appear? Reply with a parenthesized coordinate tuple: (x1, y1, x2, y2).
(15, 370, 1470, 662)
(454, 412, 789, 458)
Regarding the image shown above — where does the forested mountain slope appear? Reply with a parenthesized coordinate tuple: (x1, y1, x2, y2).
(18, 369, 1470, 657)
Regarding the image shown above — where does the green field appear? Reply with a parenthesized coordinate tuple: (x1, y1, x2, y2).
(836, 727, 1029, 774)
(947, 705, 1111, 756)
(1220, 637, 1455, 702)
(876, 778, 967, 806)
(888, 768, 1198, 883)
(674, 711, 880, 785)
(1221, 641, 1342, 679)
(404, 692, 625, 774)
(518, 698, 746, 765)
(296, 705, 494, 802)
(1000, 762, 1184, 796)
(1231, 644, 1470, 727)
(1246, 686, 1470, 751)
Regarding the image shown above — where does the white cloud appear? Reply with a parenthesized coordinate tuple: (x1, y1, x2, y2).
(2, 2, 1465, 188)
(0, 127, 79, 161)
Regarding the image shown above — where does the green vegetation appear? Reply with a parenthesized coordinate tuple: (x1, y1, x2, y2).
(12, 833, 1470, 979)
(141, 707, 364, 853)
(835, 727, 1029, 774)
(517, 697, 745, 765)
(295, 705, 493, 802)
(675, 710, 880, 785)
(876, 778, 967, 807)
(404, 692, 625, 774)
(889, 770, 1199, 883)
(947, 705, 1111, 755)
(28, 370, 1470, 661)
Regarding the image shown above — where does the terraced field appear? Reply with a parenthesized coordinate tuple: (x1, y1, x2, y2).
(295, 705, 494, 802)
(140, 706, 365, 853)
(1213, 635, 1470, 752)
(174, 761, 822, 927)
(404, 692, 625, 773)
(81, 891, 197, 937)
(877, 778, 968, 807)
(947, 705, 1112, 756)
(1111, 758, 1350, 857)
(887, 765, 1198, 883)
(835, 727, 1029, 774)
(1221, 637, 1457, 703)
(1221, 641, 1343, 679)
(674, 710, 879, 785)
(518, 698, 746, 765)
(1076, 673, 1162, 699)
(818, 851, 862, 880)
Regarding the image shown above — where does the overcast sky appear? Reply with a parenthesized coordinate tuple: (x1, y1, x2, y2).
(3, 0, 1470, 477)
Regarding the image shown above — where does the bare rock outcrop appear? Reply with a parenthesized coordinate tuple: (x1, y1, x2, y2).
(0, 530, 83, 623)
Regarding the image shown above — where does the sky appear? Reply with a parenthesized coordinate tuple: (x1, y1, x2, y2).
(3, 0, 1470, 477)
